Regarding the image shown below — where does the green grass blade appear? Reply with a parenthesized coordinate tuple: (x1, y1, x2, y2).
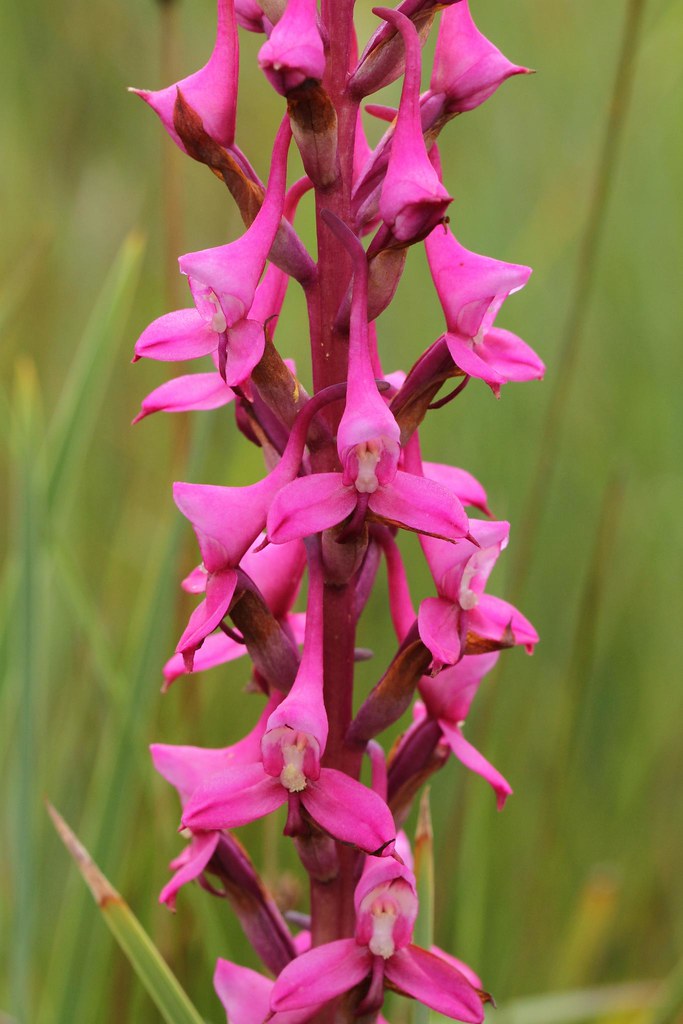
(46, 231, 145, 512)
(47, 804, 205, 1024)
(645, 955, 683, 1024)
(9, 359, 45, 1022)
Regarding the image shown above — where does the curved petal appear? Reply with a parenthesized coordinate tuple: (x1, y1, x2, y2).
(271, 939, 372, 1011)
(303, 769, 395, 856)
(182, 763, 286, 831)
(479, 327, 545, 383)
(370, 471, 468, 541)
(417, 597, 461, 669)
(423, 462, 491, 516)
(131, 0, 238, 151)
(468, 594, 539, 652)
(444, 332, 505, 395)
(159, 832, 219, 910)
(267, 474, 356, 544)
(385, 945, 485, 1022)
(162, 630, 247, 690)
(176, 569, 237, 659)
(133, 372, 234, 423)
(134, 309, 217, 362)
(439, 719, 512, 810)
(214, 960, 272, 1024)
(224, 318, 266, 388)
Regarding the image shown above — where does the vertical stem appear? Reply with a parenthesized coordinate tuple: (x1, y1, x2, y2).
(308, 0, 364, 1003)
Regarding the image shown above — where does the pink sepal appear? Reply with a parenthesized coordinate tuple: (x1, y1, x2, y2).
(431, 0, 530, 114)
(176, 569, 238, 658)
(159, 831, 219, 910)
(369, 471, 468, 541)
(133, 372, 234, 423)
(303, 768, 396, 856)
(439, 719, 512, 810)
(430, 945, 483, 990)
(469, 594, 539, 653)
(162, 631, 246, 690)
(214, 960, 320, 1024)
(417, 596, 461, 669)
(423, 462, 491, 515)
(271, 939, 373, 1011)
(131, 0, 238, 151)
(384, 945, 485, 1022)
(426, 225, 531, 342)
(182, 763, 286, 831)
(134, 308, 216, 362)
(267, 474, 356, 544)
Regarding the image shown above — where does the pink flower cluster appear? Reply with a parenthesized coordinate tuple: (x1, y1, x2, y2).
(132, 1, 542, 1020)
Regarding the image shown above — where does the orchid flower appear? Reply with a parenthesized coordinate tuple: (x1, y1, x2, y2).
(419, 519, 538, 671)
(172, 380, 346, 666)
(426, 222, 544, 395)
(270, 856, 487, 1020)
(162, 536, 306, 688)
(267, 218, 469, 545)
(181, 545, 396, 856)
(150, 694, 279, 908)
(375, 8, 452, 244)
(417, 652, 512, 808)
(258, 0, 325, 96)
(131, 0, 238, 152)
(133, 118, 292, 388)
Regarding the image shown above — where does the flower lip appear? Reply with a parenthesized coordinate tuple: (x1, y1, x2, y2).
(261, 725, 322, 790)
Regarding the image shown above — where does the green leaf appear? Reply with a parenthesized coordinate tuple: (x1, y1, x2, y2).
(47, 804, 205, 1024)
(47, 231, 145, 514)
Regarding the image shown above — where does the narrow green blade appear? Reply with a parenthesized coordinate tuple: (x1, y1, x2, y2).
(413, 789, 434, 1024)
(47, 231, 145, 512)
(47, 804, 205, 1024)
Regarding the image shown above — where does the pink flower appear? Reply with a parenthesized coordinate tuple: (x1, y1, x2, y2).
(426, 223, 543, 395)
(270, 856, 486, 1020)
(258, 0, 325, 95)
(267, 218, 468, 545)
(133, 118, 292, 388)
(162, 536, 306, 688)
(418, 652, 512, 809)
(130, 0, 238, 151)
(418, 519, 539, 671)
(150, 695, 278, 908)
(181, 549, 396, 856)
(375, 8, 452, 243)
(430, 1, 531, 115)
(172, 381, 344, 666)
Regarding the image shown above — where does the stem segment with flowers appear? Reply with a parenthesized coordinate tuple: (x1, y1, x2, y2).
(131, 2, 544, 1021)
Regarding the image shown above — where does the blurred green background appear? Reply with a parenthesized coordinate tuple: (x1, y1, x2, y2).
(2, 0, 683, 1021)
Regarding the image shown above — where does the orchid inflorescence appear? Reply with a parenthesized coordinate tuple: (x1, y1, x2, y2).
(132, 1, 543, 1020)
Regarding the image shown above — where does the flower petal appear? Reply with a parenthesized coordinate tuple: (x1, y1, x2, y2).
(176, 569, 237, 657)
(468, 594, 539, 653)
(182, 763, 286, 831)
(134, 309, 217, 362)
(439, 719, 512, 810)
(162, 630, 247, 689)
(267, 475, 356, 544)
(133, 372, 234, 423)
(417, 596, 461, 669)
(303, 769, 395, 856)
(369, 471, 468, 541)
(385, 945, 485, 1022)
(159, 832, 219, 910)
(271, 939, 372, 1011)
